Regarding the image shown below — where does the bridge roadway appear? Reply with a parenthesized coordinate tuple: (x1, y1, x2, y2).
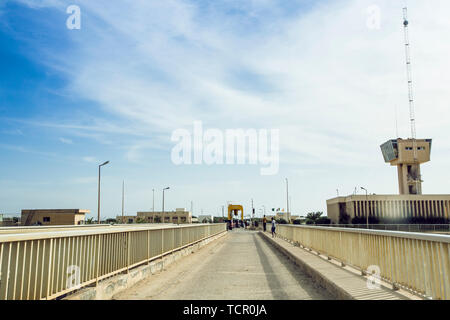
(113, 229, 334, 300)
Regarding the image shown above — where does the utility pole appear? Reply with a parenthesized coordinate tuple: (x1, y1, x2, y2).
(286, 178, 289, 220)
(162, 187, 170, 215)
(361, 187, 369, 229)
(152, 188, 155, 212)
(97, 161, 109, 224)
(122, 180, 124, 224)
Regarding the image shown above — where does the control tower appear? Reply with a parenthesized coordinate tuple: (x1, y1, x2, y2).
(380, 138, 432, 195)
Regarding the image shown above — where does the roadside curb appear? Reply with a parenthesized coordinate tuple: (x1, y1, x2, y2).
(258, 231, 410, 300)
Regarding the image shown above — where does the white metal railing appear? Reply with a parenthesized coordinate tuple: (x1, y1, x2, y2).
(312, 224, 450, 234)
(0, 223, 226, 300)
(277, 224, 450, 300)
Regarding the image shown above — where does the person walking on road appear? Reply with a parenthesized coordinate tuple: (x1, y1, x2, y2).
(271, 217, 276, 238)
(263, 215, 267, 232)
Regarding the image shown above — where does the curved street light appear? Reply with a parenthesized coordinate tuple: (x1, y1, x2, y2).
(97, 161, 110, 224)
(162, 187, 170, 215)
(361, 187, 369, 228)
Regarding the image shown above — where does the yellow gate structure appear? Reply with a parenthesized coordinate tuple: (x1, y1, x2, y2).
(227, 205, 244, 221)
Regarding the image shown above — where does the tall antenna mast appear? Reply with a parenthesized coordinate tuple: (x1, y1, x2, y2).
(403, 7, 417, 158)
(395, 105, 399, 138)
(403, 7, 420, 193)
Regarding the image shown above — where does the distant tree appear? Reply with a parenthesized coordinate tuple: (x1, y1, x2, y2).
(305, 212, 324, 225)
(136, 217, 146, 224)
(86, 217, 94, 224)
(316, 216, 331, 225)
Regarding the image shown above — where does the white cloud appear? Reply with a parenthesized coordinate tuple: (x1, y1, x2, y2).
(82, 156, 97, 163)
(59, 137, 73, 144)
(7, 0, 450, 214)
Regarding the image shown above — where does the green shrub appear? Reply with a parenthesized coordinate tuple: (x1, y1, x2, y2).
(316, 217, 331, 224)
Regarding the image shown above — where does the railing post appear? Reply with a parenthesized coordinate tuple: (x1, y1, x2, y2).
(46, 238, 54, 299)
(147, 230, 150, 264)
(126, 232, 130, 273)
(161, 229, 164, 255)
(96, 234, 100, 285)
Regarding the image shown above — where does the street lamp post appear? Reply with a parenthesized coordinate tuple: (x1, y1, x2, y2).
(361, 187, 369, 229)
(162, 187, 170, 215)
(286, 178, 289, 213)
(97, 161, 109, 224)
(122, 180, 124, 224)
(152, 189, 155, 212)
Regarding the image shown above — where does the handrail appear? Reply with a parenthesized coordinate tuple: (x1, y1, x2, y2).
(0, 223, 227, 300)
(277, 224, 450, 300)
(282, 225, 450, 242)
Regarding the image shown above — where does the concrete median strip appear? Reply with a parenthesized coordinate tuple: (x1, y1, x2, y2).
(258, 231, 413, 300)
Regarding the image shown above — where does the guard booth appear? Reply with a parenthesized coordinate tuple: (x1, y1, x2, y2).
(227, 204, 244, 230)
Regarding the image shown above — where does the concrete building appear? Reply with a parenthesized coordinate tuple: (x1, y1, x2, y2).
(275, 211, 291, 222)
(116, 215, 139, 224)
(327, 137, 450, 224)
(198, 215, 214, 223)
(0, 214, 19, 226)
(131, 208, 192, 224)
(327, 194, 450, 224)
(1, 216, 19, 227)
(21, 209, 89, 226)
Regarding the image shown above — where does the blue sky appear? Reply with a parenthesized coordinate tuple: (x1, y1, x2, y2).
(1, 0, 450, 219)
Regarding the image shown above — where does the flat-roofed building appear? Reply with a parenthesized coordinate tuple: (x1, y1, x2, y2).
(21, 209, 89, 226)
(116, 215, 139, 224)
(136, 208, 192, 224)
(327, 195, 450, 224)
(326, 135, 450, 224)
(198, 215, 214, 223)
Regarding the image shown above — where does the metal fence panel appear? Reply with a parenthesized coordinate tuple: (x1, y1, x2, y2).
(0, 223, 226, 300)
(278, 224, 450, 300)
